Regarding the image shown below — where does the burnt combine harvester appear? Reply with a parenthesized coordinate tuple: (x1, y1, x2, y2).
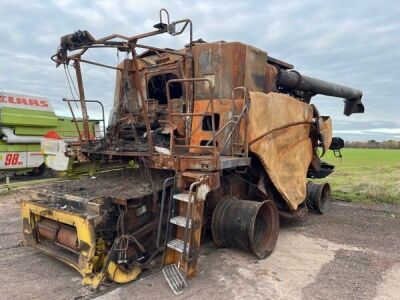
(21, 10, 364, 294)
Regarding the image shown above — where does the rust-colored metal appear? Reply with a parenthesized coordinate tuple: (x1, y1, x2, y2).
(263, 63, 279, 93)
(64, 98, 83, 142)
(57, 226, 79, 251)
(166, 78, 216, 157)
(131, 47, 154, 154)
(22, 8, 365, 288)
(37, 218, 79, 252)
(49, 8, 364, 219)
(74, 59, 90, 141)
(37, 218, 59, 240)
(80, 58, 124, 71)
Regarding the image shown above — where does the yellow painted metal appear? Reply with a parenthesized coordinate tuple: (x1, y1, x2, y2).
(21, 199, 143, 287)
(21, 200, 100, 285)
(106, 261, 142, 283)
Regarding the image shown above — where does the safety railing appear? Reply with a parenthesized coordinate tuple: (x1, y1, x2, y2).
(63, 98, 106, 142)
(165, 78, 218, 159)
(204, 87, 250, 157)
(230, 87, 250, 157)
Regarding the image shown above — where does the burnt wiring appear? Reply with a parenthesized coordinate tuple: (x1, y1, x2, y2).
(116, 207, 146, 264)
(116, 234, 145, 264)
(139, 157, 158, 212)
(63, 64, 80, 110)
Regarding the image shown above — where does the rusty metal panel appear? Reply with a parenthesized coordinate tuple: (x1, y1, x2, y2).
(247, 92, 314, 211)
(321, 116, 333, 152)
(244, 45, 267, 92)
(263, 63, 279, 93)
(189, 99, 243, 155)
(192, 42, 266, 99)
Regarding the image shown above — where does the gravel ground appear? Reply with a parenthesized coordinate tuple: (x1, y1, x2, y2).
(0, 189, 399, 300)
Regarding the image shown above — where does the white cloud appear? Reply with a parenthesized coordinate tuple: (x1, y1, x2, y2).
(335, 128, 400, 135)
(368, 128, 400, 134)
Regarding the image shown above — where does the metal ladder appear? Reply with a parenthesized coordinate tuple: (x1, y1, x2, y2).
(162, 173, 206, 294)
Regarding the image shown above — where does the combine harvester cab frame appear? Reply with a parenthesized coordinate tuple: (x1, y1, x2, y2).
(21, 8, 363, 293)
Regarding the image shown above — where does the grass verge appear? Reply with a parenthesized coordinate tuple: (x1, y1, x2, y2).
(319, 148, 400, 204)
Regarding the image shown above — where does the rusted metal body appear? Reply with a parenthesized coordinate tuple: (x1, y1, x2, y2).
(22, 9, 364, 290)
(22, 169, 168, 287)
(37, 218, 79, 252)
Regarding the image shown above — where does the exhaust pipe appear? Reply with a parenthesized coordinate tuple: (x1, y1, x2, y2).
(278, 69, 364, 116)
(212, 198, 279, 258)
(0, 127, 42, 144)
(1, 126, 79, 144)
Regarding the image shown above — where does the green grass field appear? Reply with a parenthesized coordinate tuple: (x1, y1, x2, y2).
(320, 148, 400, 204)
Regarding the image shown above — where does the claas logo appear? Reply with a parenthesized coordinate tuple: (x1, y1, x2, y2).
(0, 95, 49, 108)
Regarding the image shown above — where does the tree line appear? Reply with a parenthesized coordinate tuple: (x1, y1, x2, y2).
(345, 140, 400, 149)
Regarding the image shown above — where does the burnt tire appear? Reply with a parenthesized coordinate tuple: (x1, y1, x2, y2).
(28, 163, 46, 176)
(212, 198, 280, 258)
(306, 182, 331, 214)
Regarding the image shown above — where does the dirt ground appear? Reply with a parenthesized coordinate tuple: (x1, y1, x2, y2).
(1, 188, 399, 300)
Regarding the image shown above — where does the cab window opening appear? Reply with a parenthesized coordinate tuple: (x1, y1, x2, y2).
(147, 73, 183, 105)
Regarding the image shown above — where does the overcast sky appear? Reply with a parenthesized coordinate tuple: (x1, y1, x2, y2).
(0, 0, 399, 141)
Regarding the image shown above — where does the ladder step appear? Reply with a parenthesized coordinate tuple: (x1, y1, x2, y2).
(173, 192, 193, 203)
(167, 239, 185, 253)
(170, 216, 192, 228)
(162, 264, 187, 295)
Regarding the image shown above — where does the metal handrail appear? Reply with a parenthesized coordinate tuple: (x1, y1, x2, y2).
(157, 176, 175, 249)
(159, 8, 170, 25)
(130, 48, 154, 154)
(158, 120, 175, 151)
(165, 78, 217, 157)
(52, 9, 192, 65)
(231, 87, 250, 157)
(182, 180, 202, 261)
(62, 98, 106, 139)
(204, 87, 250, 157)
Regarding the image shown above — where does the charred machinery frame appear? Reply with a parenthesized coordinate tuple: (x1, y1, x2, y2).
(22, 9, 364, 293)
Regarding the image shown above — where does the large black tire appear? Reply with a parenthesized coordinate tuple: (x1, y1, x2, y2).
(306, 182, 331, 214)
(212, 197, 280, 258)
(28, 163, 46, 176)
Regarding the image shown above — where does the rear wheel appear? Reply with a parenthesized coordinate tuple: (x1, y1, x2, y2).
(315, 183, 331, 214)
(212, 197, 279, 258)
(28, 163, 46, 176)
(306, 182, 331, 214)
